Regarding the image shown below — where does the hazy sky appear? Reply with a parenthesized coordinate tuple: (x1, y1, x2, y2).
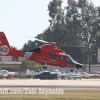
(0, 0, 100, 49)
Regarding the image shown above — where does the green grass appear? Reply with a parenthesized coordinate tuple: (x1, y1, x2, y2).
(0, 91, 100, 100)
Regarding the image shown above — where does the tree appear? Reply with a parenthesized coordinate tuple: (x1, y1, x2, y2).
(22, 40, 38, 51)
(47, 0, 83, 62)
(48, 0, 66, 43)
(11, 45, 17, 50)
(77, 0, 100, 63)
(20, 60, 42, 71)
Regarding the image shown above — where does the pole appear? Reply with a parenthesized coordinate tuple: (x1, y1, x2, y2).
(88, 43, 90, 72)
(84, 46, 86, 72)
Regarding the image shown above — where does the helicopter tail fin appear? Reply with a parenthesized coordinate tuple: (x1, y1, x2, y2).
(0, 32, 12, 56)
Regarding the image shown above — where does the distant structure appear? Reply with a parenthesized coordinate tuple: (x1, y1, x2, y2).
(98, 49, 100, 63)
(0, 56, 24, 69)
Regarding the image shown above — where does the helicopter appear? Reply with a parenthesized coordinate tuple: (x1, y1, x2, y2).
(0, 32, 83, 69)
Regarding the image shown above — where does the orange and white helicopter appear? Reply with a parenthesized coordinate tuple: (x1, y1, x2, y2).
(0, 32, 83, 69)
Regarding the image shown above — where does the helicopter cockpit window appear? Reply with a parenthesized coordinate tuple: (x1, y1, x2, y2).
(66, 57, 71, 62)
(49, 54, 56, 59)
(66, 55, 73, 64)
(59, 56, 65, 60)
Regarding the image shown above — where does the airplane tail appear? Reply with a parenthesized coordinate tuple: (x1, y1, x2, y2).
(0, 32, 12, 56)
(0, 32, 26, 58)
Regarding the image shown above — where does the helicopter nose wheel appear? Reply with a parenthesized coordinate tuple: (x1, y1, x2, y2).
(43, 66, 47, 69)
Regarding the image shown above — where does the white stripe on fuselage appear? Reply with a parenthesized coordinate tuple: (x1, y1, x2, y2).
(24, 52, 33, 59)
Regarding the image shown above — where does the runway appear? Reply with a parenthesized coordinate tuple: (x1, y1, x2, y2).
(0, 79, 100, 91)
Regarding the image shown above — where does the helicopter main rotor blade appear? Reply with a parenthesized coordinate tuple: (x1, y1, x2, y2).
(34, 38, 49, 43)
(58, 44, 86, 47)
(23, 36, 49, 43)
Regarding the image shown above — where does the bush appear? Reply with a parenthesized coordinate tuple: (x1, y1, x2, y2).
(19, 74, 27, 79)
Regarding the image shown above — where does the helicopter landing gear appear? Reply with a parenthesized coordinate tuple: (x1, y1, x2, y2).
(43, 66, 47, 69)
(43, 62, 47, 70)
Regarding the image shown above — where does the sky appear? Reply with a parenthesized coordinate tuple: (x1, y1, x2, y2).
(0, 0, 100, 49)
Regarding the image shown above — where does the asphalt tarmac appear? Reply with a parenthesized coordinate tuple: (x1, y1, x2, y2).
(0, 79, 100, 91)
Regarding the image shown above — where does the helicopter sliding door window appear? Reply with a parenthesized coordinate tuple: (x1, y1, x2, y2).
(49, 54, 56, 62)
(59, 56, 65, 60)
(66, 56, 72, 64)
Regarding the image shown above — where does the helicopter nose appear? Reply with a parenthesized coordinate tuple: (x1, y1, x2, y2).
(76, 63, 83, 69)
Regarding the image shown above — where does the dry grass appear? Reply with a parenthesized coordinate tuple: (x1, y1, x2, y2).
(0, 91, 100, 100)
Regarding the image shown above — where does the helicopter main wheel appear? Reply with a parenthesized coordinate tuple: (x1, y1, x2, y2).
(43, 66, 47, 69)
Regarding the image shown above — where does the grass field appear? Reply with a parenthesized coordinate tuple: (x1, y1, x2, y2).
(0, 91, 100, 100)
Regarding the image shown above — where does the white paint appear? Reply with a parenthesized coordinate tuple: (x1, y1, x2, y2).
(0, 45, 9, 55)
(24, 52, 33, 59)
(97, 49, 100, 63)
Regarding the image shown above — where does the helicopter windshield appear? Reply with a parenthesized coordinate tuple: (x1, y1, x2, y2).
(66, 54, 76, 64)
(66, 54, 83, 69)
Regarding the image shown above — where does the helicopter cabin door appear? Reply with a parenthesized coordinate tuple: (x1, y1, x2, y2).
(58, 55, 67, 67)
(49, 54, 57, 66)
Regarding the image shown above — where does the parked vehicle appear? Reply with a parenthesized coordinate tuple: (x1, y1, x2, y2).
(0, 70, 8, 79)
(53, 69, 62, 78)
(33, 71, 58, 79)
(35, 70, 41, 75)
(61, 72, 82, 79)
(77, 72, 95, 79)
(60, 73, 66, 79)
(0, 70, 18, 79)
(65, 72, 82, 80)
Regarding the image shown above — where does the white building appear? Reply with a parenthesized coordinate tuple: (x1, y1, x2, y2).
(0, 56, 25, 69)
(98, 49, 100, 63)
